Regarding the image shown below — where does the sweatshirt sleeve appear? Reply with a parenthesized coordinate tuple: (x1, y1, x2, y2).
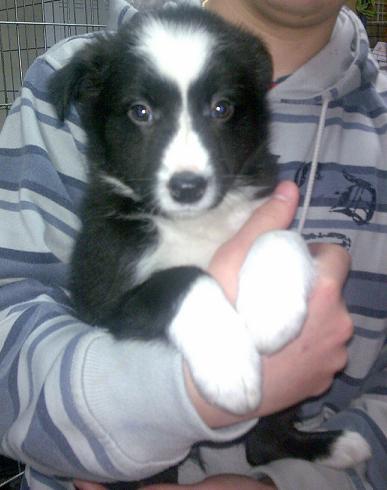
(0, 47, 255, 486)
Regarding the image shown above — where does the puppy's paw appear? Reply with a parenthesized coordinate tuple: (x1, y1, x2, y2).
(237, 230, 315, 354)
(168, 275, 261, 415)
(316, 431, 372, 469)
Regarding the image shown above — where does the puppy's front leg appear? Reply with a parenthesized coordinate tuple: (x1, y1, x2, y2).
(109, 267, 261, 415)
(236, 230, 315, 354)
(169, 273, 261, 415)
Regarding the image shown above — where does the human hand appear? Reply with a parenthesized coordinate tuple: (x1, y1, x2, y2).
(185, 180, 353, 425)
(143, 474, 276, 489)
(183, 181, 304, 425)
(74, 475, 276, 490)
(74, 481, 107, 490)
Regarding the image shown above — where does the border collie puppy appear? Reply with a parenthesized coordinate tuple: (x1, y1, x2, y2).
(49, 4, 370, 470)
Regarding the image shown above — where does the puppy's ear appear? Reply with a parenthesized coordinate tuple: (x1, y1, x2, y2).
(48, 37, 110, 121)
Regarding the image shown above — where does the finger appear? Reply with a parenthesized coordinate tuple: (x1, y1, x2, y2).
(308, 242, 351, 289)
(74, 481, 107, 490)
(234, 180, 299, 247)
(210, 181, 298, 265)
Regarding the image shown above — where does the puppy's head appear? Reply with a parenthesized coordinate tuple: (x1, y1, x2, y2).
(49, 6, 274, 217)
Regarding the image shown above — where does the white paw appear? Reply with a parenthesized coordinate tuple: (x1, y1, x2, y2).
(317, 431, 372, 469)
(236, 230, 315, 354)
(168, 275, 261, 415)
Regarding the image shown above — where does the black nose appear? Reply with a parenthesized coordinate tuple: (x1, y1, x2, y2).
(168, 172, 208, 204)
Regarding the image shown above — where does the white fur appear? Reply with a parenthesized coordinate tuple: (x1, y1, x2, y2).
(135, 190, 263, 284)
(99, 173, 140, 201)
(316, 431, 372, 469)
(137, 18, 213, 94)
(168, 275, 262, 414)
(237, 230, 316, 353)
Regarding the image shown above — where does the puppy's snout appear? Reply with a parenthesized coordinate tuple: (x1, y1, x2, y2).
(168, 172, 208, 204)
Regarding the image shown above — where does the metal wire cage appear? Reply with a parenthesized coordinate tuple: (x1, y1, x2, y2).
(0, 0, 107, 128)
(367, 0, 387, 47)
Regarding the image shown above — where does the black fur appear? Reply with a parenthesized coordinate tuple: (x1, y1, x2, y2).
(244, 409, 343, 466)
(49, 5, 344, 486)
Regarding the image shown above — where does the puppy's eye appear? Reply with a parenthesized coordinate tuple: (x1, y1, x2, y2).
(210, 99, 234, 121)
(128, 103, 153, 125)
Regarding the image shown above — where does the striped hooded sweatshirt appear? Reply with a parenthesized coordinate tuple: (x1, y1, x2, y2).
(0, 1, 386, 489)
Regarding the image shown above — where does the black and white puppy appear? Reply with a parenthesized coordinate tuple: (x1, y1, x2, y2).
(50, 4, 370, 470)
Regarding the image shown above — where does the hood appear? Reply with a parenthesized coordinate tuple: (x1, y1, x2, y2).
(270, 6, 378, 104)
(268, 7, 379, 232)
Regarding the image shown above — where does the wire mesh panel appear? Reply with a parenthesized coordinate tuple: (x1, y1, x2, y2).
(367, 0, 387, 47)
(0, 0, 107, 128)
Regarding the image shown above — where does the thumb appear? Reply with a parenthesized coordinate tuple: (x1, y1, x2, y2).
(229, 180, 299, 247)
(209, 180, 299, 302)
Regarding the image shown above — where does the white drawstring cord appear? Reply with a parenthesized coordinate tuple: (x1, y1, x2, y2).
(0, 470, 24, 488)
(297, 97, 330, 234)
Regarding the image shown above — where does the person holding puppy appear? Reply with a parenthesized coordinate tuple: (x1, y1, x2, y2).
(0, 1, 385, 489)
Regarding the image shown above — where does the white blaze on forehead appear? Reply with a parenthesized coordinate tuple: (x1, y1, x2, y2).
(136, 17, 216, 214)
(137, 18, 214, 92)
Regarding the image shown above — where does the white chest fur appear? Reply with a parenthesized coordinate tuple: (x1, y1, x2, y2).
(135, 192, 264, 283)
